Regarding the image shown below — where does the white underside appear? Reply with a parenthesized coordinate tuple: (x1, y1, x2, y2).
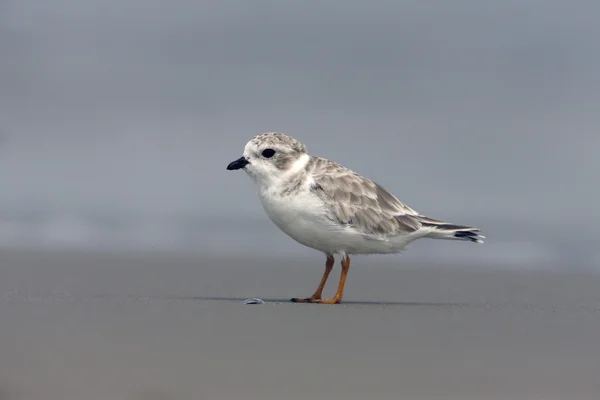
(258, 187, 429, 256)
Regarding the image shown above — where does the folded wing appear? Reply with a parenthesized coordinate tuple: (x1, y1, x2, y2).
(309, 161, 422, 237)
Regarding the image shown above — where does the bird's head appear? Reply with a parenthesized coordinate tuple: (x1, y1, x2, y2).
(226, 132, 309, 188)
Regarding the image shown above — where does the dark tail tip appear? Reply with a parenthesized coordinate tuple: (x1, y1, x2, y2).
(454, 230, 484, 243)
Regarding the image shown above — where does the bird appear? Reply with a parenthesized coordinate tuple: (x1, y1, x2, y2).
(226, 132, 484, 304)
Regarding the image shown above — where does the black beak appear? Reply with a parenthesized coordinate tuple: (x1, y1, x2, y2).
(226, 156, 249, 170)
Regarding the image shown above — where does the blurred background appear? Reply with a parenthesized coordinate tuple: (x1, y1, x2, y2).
(0, 0, 597, 269)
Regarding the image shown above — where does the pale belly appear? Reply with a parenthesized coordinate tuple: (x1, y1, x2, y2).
(258, 191, 413, 255)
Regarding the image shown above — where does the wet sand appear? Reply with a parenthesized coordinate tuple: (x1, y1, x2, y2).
(1, 249, 599, 400)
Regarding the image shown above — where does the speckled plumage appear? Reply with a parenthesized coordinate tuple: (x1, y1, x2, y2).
(306, 156, 422, 236)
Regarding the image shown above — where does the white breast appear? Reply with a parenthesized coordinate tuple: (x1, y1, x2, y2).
(259, 187, 334, 252)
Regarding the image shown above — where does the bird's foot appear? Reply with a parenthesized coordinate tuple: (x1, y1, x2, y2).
(290, 297, 341, 304)
(290, 297, 319, 303)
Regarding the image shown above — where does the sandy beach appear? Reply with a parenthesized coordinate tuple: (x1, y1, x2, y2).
(1, 249, 599, 400)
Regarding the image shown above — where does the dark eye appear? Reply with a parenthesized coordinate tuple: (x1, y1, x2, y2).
(261, 148, 276, 158)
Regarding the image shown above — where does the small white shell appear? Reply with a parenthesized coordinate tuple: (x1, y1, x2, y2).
(242, 298, 265, 305)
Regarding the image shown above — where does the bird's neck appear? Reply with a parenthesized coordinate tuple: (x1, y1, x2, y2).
(258, 153, 311, 196)
(285, 153, 311, 176)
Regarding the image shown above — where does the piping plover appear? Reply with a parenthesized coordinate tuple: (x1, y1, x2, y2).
(227, 132, 484, 304)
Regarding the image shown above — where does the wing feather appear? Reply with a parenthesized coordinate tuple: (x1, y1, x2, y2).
(309, 158, 421, 237)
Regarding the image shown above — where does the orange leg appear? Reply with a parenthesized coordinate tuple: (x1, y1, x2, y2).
(319, 256, 351, 304)
(290, 255, 334, 303)
(291, 255, 351, 304)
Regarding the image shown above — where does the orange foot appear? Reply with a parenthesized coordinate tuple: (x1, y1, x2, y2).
(290, 255, 351, 305)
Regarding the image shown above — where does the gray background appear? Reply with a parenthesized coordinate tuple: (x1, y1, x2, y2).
(2, 4, 600, 399)
(1, 0, 598, 268)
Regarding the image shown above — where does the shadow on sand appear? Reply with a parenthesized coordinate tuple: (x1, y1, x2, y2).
(167, 296, 470, 307)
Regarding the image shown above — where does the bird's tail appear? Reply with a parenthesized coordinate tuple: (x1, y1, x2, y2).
(417, 216, 485, 244)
